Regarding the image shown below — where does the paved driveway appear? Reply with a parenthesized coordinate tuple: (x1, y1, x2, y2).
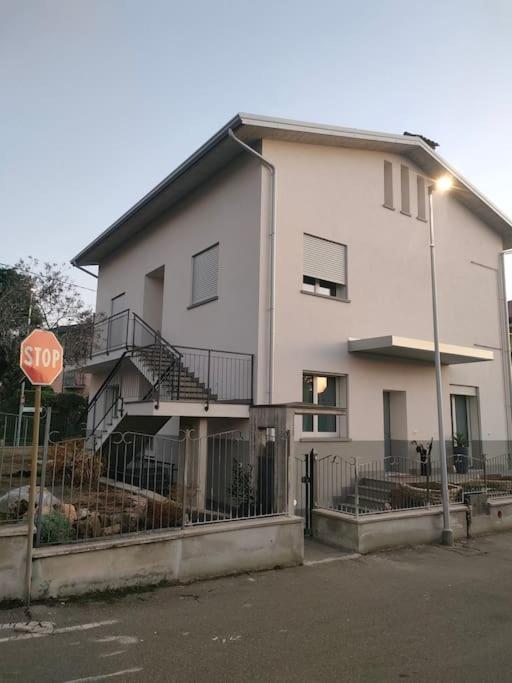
(2, 533, 512, 681)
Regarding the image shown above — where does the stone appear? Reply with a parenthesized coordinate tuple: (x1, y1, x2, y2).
(0, 486, 60, 518)
(102, 523, 122, 536)
(58, 503, 77, 524)
(77, 511, 103, 539)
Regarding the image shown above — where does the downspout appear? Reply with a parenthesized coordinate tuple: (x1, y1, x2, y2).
(228, 129, 276, 404)
(498, 250, 512, 449)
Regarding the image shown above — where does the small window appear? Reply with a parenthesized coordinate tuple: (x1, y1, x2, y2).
(383, 160, 394, 209)
(302, 373, 348, 438)
(302, 234, 347, 300)
(191, 243, 219, 306)
(400, 165, 410, 215)
(417, 175, 427, 221)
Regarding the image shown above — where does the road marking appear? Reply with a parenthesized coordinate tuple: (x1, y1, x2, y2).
(304, 553, 361, 566)
(63, 668, 143, 682)
(94, 635, 138, 645)
(0, 620, 119, 644)
(99, 651, 126, 658)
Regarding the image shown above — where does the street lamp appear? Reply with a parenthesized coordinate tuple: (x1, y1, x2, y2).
(428, 175, 454, 545)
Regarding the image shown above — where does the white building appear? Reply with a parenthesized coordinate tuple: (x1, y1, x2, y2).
(73, 113, 512, 465)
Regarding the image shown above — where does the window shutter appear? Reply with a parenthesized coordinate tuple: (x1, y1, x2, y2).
(401, 165, 410, 214)
(303, 234, 346, 285)
(192, 244, 219, 304)
(383, 160, 394, 209)
(417, 175, 427, 220)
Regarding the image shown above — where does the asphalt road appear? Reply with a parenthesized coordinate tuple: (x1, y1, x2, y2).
(3, 533, 512, 682)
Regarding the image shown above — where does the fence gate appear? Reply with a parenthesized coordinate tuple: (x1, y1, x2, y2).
(296, 449, 315, 535)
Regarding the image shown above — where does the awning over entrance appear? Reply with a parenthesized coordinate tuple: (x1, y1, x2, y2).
(348, 335, 494, 365)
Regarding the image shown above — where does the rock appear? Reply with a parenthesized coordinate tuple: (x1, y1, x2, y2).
(77, 511, 103, 539)
(0, 486, 60, 518)
(102, 523, 121, 536)
(58, 503, 77, 524)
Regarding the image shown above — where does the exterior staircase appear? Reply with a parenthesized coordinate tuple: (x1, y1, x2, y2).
(85, 310, 252, 450)
(334, 477, 394, 514)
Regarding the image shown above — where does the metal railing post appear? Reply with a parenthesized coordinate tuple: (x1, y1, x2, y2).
(206, 349, 211, 410)
(426, 452, 431, 507)
(156, 334, 163, 409)
(354, 459, 359, 518)
(35, 407, 51, 547)
(181, 430, 191, 529)
(483, 453, 487, 489)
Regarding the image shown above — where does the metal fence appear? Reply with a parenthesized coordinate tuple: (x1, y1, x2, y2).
(0, 411, 52, 524)
(32, 428, 289, 546)
(296, 442, 512, 523)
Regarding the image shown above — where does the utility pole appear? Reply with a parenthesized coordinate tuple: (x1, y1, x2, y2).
(15, 289, 34, 446)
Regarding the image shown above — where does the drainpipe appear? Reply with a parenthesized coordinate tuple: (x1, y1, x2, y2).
(498, 250, 512, 449)
(228, 129, 276, 405)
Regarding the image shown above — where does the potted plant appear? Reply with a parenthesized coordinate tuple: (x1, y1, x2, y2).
(453, 432, 469, 474)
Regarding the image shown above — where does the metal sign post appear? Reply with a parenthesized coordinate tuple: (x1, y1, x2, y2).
(24, 386, 41, 606)
(19, 329, 63, 605)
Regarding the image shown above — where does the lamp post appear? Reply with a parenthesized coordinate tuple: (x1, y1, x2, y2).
(428, 176, 454, 546)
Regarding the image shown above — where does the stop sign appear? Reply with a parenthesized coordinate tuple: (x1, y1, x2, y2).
(19, 329, 64, 386)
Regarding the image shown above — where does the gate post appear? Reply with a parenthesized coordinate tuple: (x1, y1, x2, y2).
(354, 459, 360, 518)
(35, 407, 52, 548)
(181, 429, 191, 529)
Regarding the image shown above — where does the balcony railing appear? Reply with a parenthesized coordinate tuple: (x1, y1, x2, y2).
(86, 310, 254, 414)
(63, 369, 86, 389)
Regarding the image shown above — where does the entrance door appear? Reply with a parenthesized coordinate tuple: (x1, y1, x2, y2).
(383, 391, 408, 472)
(109, 293, 126, 349)
(383, 391, 392, 460)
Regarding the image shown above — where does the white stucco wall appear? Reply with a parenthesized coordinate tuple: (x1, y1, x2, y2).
(95, 155, 266, 401)
(261, 139, 509, 445)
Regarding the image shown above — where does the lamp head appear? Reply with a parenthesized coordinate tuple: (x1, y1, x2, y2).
(435, 175, 453, 193)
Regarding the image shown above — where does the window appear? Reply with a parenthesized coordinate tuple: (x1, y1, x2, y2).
(302, 234, 347, 300)
(417, 175, 427, 221)
(383, 160, 394, 209)
(400, 165, 410, 215)
(191, 243, 219, 306)
(302, 373, 348, 438)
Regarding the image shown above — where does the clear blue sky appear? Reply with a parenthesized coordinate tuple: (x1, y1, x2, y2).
(2, 0, 512, 307)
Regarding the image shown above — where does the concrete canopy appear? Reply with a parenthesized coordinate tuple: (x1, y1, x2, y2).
(347, 335, 494, 365)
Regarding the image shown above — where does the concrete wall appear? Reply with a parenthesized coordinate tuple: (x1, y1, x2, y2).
(470, 496, 512, 536)
(313, 506, 468, 554)
(31, 516, 303, 599)
(261, 139, 509, 448)
(0, 524, 27, 601)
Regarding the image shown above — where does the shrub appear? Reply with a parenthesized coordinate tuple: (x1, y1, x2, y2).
(38, 510, 74, 544)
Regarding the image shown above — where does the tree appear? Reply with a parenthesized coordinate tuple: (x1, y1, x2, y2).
(0, 259, 93, 412)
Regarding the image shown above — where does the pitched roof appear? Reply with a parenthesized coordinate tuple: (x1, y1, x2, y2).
(73, 113, 512, 265)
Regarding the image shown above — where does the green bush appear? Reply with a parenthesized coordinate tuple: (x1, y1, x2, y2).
(38, 510, 74, 544)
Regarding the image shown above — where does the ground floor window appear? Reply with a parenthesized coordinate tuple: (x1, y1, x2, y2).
(302, 373, 347, 438)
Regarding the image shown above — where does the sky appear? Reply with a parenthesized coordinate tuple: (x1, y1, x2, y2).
(2, 0, 512, 308)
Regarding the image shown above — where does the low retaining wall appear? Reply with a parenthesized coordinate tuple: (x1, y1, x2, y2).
(470, 496, 512, 536)
(31, 516, 304, 599)
(313, 506, 468, 554)
(0, 524, 27, 601)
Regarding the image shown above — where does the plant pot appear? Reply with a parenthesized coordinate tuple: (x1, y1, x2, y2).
(453, 447, 469, 474)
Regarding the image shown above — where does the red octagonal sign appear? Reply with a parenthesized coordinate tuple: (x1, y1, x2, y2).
(19, 329, 64, 386)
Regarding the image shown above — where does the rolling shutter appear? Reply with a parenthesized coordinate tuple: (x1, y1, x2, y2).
(192, 244, 219, 304)
(304, 234, 346, 285)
